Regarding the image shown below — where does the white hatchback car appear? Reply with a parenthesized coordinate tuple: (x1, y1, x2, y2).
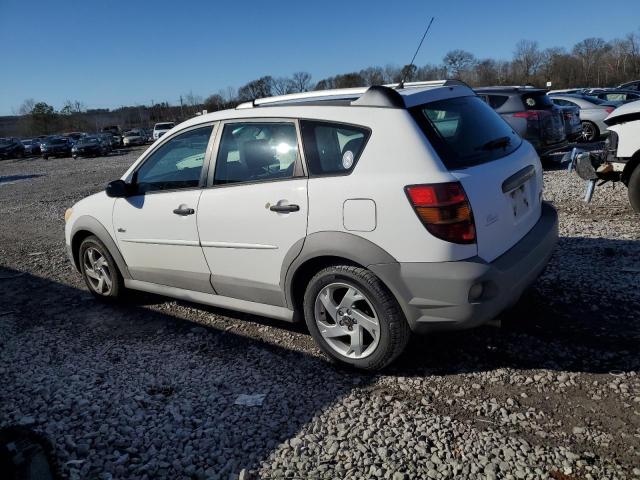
(152, 122, 176, 140)
(65, 81, 558, 370)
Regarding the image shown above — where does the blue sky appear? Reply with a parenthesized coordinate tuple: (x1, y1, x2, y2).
(1, 0, 638, 115)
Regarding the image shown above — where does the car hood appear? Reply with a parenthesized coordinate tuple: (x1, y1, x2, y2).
(604, 99, 640, 126)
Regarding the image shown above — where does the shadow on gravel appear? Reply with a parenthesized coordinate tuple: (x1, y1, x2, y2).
(0, 173, 46, 184)
(0, 266, 371, 479)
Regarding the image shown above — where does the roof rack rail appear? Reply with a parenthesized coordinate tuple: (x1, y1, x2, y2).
(235, 79, 471, 109)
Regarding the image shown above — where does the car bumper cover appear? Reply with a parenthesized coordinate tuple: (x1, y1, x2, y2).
(370, 202, 559, 333)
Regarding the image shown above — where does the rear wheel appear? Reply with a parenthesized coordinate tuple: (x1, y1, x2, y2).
(79, 235, 124, 300)
(581, 121, 599, 143)
(628, 165, 640, 213)
(303, 265, 410, 370)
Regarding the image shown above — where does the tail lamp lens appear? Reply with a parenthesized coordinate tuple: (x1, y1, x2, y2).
(405, 183, 476, 244)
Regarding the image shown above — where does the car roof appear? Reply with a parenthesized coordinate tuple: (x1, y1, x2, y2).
(474, 86, 546, 94)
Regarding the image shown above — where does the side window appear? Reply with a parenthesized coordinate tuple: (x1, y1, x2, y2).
(488, 95, 508, 109)
(134, 125, 213, 193)
(213, 122, 298, 185)
(300, 121, 370, 176)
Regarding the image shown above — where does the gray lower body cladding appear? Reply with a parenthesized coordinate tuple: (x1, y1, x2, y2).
(370, 202, 558, 333)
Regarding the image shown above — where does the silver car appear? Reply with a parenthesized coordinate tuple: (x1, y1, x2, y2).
(549, 94, 615, 142)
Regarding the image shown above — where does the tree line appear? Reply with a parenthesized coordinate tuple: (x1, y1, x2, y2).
(8, 30, 640, 138)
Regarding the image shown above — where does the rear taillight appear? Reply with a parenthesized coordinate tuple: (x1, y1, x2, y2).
(405, 182, 476, 244)
(513, 110, 540, 120)
(604, 107, 614, 114)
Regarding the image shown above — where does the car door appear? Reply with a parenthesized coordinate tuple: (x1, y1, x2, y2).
(113, 123, 216, 293)
(197, 119, 308, 307)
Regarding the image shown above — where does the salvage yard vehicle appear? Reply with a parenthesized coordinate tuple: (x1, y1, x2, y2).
(41, 137, 73, 159)
(153, 122, 175, 140)
(64, 80, 558, 370)
(571, 100, 640, 213)
(122, 129, 146, 146)
(102, 126, 123, 147)
(71, 135, 110, 158)
(549, 94, 615, 142)
(0, 138, 26, 159)
(475, 87, 567, 158)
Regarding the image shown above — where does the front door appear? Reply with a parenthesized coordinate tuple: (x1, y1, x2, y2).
(113, 124, 215, 292)
(197, 120, 308, 306)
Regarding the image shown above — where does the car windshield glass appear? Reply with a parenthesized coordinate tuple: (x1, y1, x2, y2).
(80, 137, 98, 144)
(0, 139, 11, 145)
(156, 123, 174, 129)
(22, 140, 32, 145)
(410, 95, 521, 169)
(50, 138, 66, 145)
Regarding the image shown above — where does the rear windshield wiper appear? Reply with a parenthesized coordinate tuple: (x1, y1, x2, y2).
(476, 136, 511, 151)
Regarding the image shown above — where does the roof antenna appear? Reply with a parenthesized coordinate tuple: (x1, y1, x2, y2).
(397, 16, 435, 89)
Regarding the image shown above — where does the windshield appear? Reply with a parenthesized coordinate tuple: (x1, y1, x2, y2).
(22, 140, 32, 145)
(50, 138, 67, 145)
(155, 123, 174, 130)
(79, 137, 99, 144)
(0, 139, 11, 145)
(410, 95, 521, 169)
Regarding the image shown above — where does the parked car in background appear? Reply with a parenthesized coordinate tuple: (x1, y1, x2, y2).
(65, 132, 86, 144)
(152, 122, 175, 140)
(41, 136, 73, 159)
(617, 80, 640, 91)
(475, 87, 566, 157)
(554, 104, 582, 141)
(122, 129, 146, 147)
(585, 89, 640, 105)
(0, 137, 26, 159)
(21, 139, 41, 156)
(64, 81, 558, 370)
(72, 135, 110, 158)
(102, 126, 123, 147)
(548, 94, 615, 142)
(97, 133, 114, 153)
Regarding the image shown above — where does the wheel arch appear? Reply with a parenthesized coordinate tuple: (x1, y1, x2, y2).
(283, 231, 398, 315)
(621, 150, 640, 185)
(70, 215, 131, 279)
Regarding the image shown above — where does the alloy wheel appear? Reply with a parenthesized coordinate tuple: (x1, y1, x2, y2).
(83, 247, 113, 295)
(314, 282, 380, 359)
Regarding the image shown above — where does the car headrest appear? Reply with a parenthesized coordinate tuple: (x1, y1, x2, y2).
(239, 139, 274, 171)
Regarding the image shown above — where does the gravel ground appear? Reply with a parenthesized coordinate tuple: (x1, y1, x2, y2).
(0, 149, 639, 479)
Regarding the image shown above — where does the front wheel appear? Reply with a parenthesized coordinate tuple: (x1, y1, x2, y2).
(628, 165, 640, 213)
(303, 265, 410, 370)
(79, 235, 124, 300)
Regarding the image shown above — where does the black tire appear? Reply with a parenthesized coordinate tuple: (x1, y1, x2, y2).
(628, 165, 640, 213)
(303, 265, 411, 371)
(580, 121, 599, 143)
(42, 155, 48, 160)
(78, 235, 125, 300)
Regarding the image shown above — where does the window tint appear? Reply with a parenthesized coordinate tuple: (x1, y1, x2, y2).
(213, 122, 298, 185)
(135, 126, 212, 192)
(488, 95, 508, 109)
(410, 95, 521, 169)
(300, 121, 369, 175)
(552, 98, 575, 107)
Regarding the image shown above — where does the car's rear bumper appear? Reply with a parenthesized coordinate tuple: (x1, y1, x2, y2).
(370, 202, 558, 334)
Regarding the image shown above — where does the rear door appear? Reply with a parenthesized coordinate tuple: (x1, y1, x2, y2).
(196, 119, 308, 306)
(411, 96, 542, 262)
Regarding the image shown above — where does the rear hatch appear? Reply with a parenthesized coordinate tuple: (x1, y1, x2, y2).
(410, 95, 543, 262)
(520, 91, 565, 145)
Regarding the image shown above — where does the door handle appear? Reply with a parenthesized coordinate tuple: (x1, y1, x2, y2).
(269, 203, 300, 213)
(173, 206, 195, 216)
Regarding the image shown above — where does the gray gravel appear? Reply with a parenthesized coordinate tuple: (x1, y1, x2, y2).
(0, 151, 638, 479)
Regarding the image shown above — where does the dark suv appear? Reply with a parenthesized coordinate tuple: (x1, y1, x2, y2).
(0, 138, 26, 160)
(475, 87, 567, 157)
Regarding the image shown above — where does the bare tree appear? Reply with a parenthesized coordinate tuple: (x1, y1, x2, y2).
(271, 77, 296, 96)
(443, 50, 477, 78)
(291, 72, 312, 92)
(513, 40, 544, 82)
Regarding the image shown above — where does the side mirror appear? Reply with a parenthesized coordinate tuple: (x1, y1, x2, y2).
(106, 179, 131, 198)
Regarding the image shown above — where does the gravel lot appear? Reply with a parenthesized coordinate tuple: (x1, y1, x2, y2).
(0, 148, 639, 479)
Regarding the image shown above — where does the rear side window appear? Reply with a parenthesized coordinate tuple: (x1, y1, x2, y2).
(300, 121, 370, 176)
(488, 95, 508, 109)
(521, 92, 554, 110)
(410, 95, 521, 169)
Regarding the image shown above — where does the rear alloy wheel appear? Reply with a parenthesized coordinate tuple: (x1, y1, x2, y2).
(581, 121, 599, 143)
(303, 265, 410, 370)
(79, 235, 124, 300)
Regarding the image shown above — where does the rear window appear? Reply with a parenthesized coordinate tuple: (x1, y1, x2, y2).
(487, 95, 508, 109)
(156, 123, 175, 130)
(300, 121, 370, 176)
(521, 92, 554, 110)
(410, 95, 521, 169)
